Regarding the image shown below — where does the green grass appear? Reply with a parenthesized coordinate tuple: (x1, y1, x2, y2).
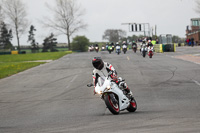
(0, 62, 45, 79)
(20, 48, 69, 54)
(0, 51, 72, 79)
(0, 51, 72, 62)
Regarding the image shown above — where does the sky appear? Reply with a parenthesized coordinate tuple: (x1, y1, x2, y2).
(11, 0, 200, 45)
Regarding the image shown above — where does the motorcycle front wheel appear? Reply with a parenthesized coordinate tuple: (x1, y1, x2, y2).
(127, 97, 137, 112)
(143, 51, 146, 57)
(104, 93, 120, 115)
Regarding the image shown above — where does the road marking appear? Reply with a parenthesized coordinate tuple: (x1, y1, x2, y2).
(127, 56, 130, 61)
(66, 75, 78, 88)
(70, 75, 78, 83)
(192, 80, 200, 86)
(66, 84, 70, 89)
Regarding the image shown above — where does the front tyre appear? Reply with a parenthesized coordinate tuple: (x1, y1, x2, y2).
(104, 93, 120, 115)
(143, 51, 146, 58)
(127, 97, 137, 112)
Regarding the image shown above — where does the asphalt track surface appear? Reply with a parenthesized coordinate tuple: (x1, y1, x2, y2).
(0, 47, 200, 133)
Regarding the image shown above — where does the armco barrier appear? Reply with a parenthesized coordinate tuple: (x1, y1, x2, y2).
(162, 44, 175, 52)
(153, 44, 163, 53)
(11, 51, 18, 55)
(0, 52, 11, 55)
(174, 43, 185, 47)
(153, 44, 176, 53)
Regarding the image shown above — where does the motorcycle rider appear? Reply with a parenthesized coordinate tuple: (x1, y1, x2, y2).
(147, 40, 153, 47)
(122, 41, 127, 46)
(140, 40, 147, 52)
(132, 41, 137, 47)
(115, 42, 120, 47)
(92, 57, 132, 97)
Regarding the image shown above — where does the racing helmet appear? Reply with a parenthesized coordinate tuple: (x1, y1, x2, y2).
(92, 57, 104, 70)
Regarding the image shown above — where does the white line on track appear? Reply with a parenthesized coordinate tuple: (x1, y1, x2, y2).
(70, 75, 78, 83)
(192, 80, 200, 86)
(127, 56, 130, 61)
(66, 75, 78, 89)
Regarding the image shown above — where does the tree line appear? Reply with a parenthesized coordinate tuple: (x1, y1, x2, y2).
(0, 0, 87, 52)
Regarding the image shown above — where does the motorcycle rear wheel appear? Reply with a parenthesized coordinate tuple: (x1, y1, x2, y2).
(127, 97, 137, 112)
(104, 93, 120, 115)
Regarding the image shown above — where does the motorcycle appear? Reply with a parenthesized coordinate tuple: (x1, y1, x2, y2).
(112, 45, 115, 52)
(141, 44, 147, 58)
(132, 45, 137, 53)
(107, 46, 113, 54)
(122, 45, 127, 54)
(116, 45, 121, 55)
(87, 73, 137, 115)
(148, 46, 154, 58)
(88, 46, 94, 52)
(95, 46, 99, 53)
(101, 46, 105, 51)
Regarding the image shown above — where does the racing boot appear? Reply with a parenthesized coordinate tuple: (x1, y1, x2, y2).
(123, 83, 133, 100)
(124, 87, 133, 100)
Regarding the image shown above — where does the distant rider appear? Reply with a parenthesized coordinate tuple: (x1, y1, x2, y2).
(95, 44, 99, 47)
(132, 41, 137, 47)
(92, 57, 132, 97)
(147, 40, 153, 47)
(140, 40, 147, 52)
(122, 41, 127, 46)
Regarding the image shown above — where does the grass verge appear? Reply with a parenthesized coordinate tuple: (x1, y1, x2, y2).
(0, 51, 72, 79)
(0, 62, 45, 79)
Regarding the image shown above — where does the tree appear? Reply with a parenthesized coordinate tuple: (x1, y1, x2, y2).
(0, 5, 4, 22)
(172, 35, 181, 43)
(43, 0, 87, 50)
(1, 0, 28, 52)
(42, 33, 58, 52)
(102, 29, 126, 42)
(28, 25, 39, 53)
(72, 36, 89, 52)
(195, 0, 200, 13)
(0, 22, 13, 49)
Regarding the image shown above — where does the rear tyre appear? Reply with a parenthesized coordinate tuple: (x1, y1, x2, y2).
(127, 97, 137, 112)
(104, 93, 120, 115)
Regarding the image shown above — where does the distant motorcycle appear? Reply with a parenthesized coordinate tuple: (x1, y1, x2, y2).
(148, 46, 154, 58)
(88, 46, 94, 52)
(132, 45, 137, 53)
(116, 45, 121, 55)
(101, 46, 105, 51)
(95, 46, 99, 53)
(141, 44, 147, 58)
(112, 45, 115, 52)
(122, 45, 127, 54)
(108, 46, 113, 54)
